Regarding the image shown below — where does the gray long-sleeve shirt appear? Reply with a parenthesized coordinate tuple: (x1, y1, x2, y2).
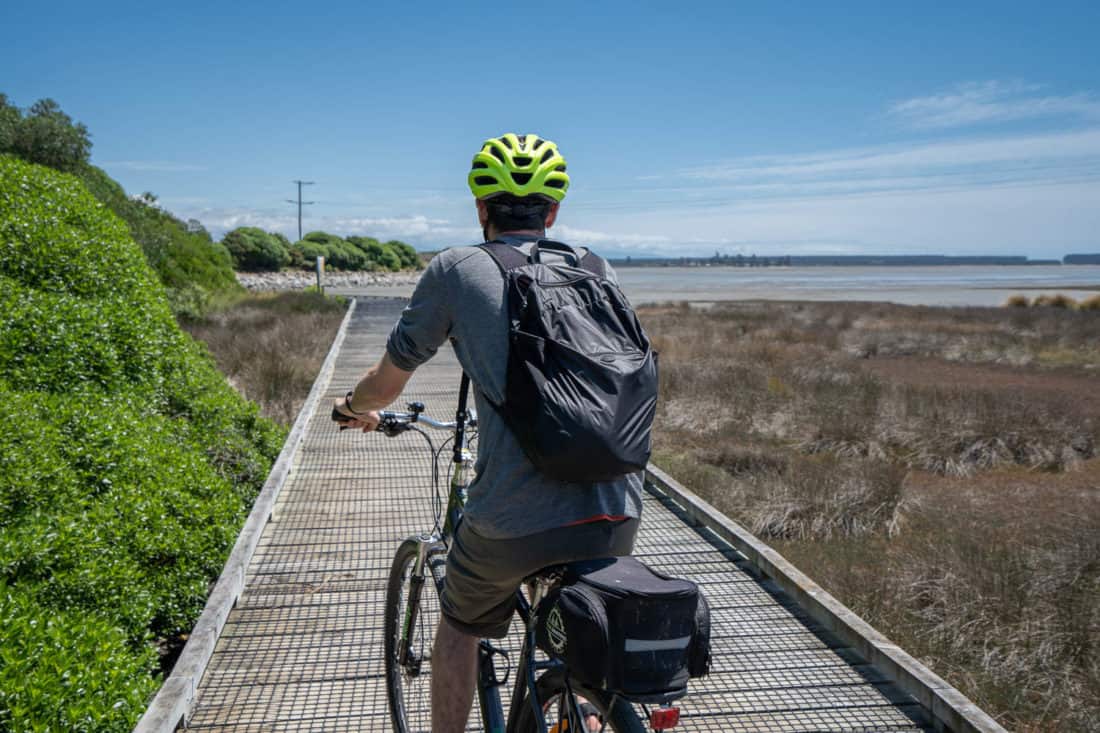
(385, 235, 644, 540)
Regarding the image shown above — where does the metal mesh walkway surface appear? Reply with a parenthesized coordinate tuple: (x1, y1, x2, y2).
(176, 298, 960, 732)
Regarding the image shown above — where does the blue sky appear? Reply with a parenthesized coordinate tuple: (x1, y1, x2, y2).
(4, 1, 1099, 257)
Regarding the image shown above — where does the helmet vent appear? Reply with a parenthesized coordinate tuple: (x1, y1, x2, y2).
(513, 156, 532, 166)
(555, 164, 566, 172)
(472, 161, 488, 169)
(501, 136, 514, 149)
(490, 146, 506, 163)
(474, 176, 498, 186)
(540, 149, 555, 163)
(545, 179, 565, 188)
(510, 172, 533, 185)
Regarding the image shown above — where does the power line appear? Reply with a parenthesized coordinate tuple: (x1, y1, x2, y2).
(286, 180, 315, 241)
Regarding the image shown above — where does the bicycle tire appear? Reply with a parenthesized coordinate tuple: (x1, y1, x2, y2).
(515, 668, 646, 733)
(383, 537, 447, 733)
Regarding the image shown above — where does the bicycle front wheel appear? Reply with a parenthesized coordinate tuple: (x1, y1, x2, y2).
(383, 537, 447, 733)
(515, 668, 647, 733)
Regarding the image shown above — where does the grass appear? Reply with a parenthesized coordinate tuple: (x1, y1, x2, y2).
(180, 291, 348, 425)
(640, 300, 1100, 732)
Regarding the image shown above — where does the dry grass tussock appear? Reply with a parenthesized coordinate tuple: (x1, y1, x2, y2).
(641, 300, 1100, 731)
(181, 291, 348, 425)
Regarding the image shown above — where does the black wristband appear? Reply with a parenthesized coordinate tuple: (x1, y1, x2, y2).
(344, 390, 367, 415)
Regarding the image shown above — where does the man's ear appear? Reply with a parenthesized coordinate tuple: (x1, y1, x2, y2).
(544, 202, 560, 229)
(476, 199, 489, 228)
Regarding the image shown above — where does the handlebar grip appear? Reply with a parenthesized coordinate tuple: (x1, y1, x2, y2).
(332, 406, 360, 431)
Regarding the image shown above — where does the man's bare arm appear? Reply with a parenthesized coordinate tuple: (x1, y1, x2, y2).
(332, 352, 414, 431)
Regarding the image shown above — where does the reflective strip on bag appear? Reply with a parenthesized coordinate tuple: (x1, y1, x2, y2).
(624, 635, 692, 652)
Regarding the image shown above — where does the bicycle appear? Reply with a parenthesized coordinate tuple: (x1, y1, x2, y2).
(336, 376, 685, 732)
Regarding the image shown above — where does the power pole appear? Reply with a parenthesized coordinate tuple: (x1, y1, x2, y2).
(286, 180, 315, 241)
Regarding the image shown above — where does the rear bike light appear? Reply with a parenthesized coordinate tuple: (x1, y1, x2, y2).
(649, 706, 680, 730)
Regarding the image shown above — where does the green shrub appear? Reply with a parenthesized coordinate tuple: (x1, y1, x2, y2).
(346, 235, 399, 271)
(75, 165, 241, 314)
(0, 155, 285, 729)
(386, 239, 421, 269)
(0, 584, 159, 733)
(1004, 294, 1030, 308)
(297, 231, 367, 270)
(289, 237, 330, 268)
(222, 226, 292, 271)
(0, 95, 239, 315)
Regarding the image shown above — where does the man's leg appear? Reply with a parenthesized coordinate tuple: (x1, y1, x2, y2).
(431, 616, 479, 733)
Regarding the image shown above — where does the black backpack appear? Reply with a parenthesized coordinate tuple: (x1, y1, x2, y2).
(478, 239, 658, 483)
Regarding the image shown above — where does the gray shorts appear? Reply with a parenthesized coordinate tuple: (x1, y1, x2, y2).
(440, 518, 640, 638)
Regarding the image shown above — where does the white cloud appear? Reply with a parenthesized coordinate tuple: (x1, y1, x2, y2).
(567, 125, 1100, 257)
(888, 81, 1100, 129)
(179, 206, 478, 245)
(554, 225, 671, 248)
(679, 128, 1100, 188)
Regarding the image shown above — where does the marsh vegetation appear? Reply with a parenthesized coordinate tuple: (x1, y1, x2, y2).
(641, 300, 1100, 732)
(180, 291, 349, 426)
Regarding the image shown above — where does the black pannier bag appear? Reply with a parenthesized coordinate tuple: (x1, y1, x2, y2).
(535, 556, 711, 701)
(478, 240, 658, 483)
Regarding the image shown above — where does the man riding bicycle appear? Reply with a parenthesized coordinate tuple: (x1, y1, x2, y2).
(333, 134, 644, 733)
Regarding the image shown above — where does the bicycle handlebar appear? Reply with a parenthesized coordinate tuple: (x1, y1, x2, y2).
(331, 401, 477, 435)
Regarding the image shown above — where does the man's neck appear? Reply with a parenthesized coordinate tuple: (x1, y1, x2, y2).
(487, 228, 545, 241)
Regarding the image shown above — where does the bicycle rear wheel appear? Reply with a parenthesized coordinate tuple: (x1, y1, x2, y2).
(515, 668, 646, 733)
(383, 538, 447, 733)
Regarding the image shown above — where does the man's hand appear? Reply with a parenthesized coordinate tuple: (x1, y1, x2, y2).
(332, 395, 381, 433)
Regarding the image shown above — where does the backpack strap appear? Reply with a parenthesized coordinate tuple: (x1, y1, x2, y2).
(536, 238, 608, 278)
(577, 250, 608, 278)
(478, 241, 530, 274)
(478, 239, 608, 278)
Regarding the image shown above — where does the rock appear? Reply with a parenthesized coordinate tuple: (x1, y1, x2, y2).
(235, 270, 421, 291)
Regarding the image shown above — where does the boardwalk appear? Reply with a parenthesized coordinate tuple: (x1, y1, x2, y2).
(145, 298, 999, 732)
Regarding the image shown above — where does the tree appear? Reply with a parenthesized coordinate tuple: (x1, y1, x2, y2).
(222, 227, 292, 271)
(0, 95, 19, 153)
(0, 97, 91, 172)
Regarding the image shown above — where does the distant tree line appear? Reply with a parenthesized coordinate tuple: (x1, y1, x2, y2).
(1063, 254, 1100, 265)
(221, 227, 421, 272)
(613, 253, 792, 267)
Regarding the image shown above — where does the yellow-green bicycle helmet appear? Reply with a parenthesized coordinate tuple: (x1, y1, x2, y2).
(468, 133, 570, 202)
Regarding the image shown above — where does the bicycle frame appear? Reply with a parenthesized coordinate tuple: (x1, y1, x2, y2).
(393, 374, 593, 733)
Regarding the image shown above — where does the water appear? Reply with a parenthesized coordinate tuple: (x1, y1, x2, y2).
(339, 264, 1100, 307)
(615, 264, 1100, 306)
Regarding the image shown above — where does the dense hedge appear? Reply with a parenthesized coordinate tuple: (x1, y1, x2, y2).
(0, 155, 285, 731)
(289, 231, 421, 272)
(222, 226, 292, 271)
(1, 94, 241, 317)
(76, 166, 240, 318)
(294, 231, 367, 270)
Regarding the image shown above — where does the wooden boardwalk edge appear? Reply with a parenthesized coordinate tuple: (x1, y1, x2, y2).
(644, 463, 1007, 733)
(134, 299, 359, 733)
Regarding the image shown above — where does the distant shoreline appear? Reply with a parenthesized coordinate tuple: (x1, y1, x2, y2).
(608, 254, 1100, 268)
